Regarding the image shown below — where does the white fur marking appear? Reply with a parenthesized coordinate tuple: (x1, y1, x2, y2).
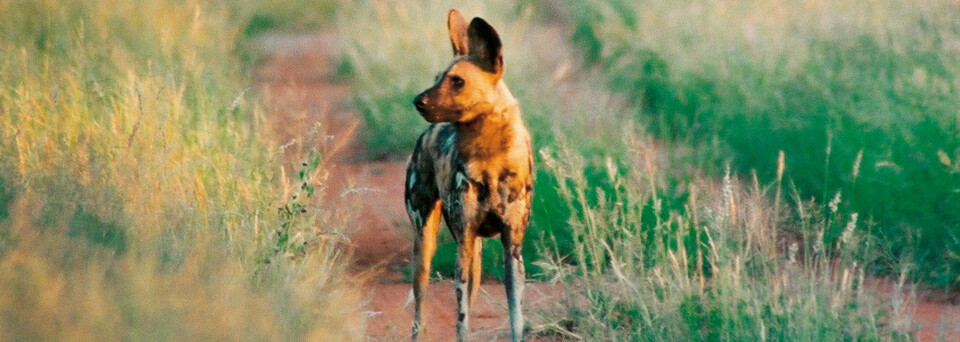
(404, 288, 415, 308)
(444, 132, 456, 150)
(457, 281, 468, 314)
(455, 171, 467, 190)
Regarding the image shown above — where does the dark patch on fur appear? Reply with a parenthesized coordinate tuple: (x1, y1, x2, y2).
(476, 213, 505, 238)
(453, 161, 468, 192)
(440, 210, 459, 242)
(405, 129, 439, 232)
(411, 130, 425, 162)
(471, 179, 489, 203)
(436, 124, 456, 152)
(499, 168, 516, 182)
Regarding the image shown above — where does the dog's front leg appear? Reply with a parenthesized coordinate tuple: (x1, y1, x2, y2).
(501, 194, 530, 342)
(501, 227, 525, 342)
(445, 176, 481, 342)
(454, 228, 477, 342)
(411, 201, 442, 341)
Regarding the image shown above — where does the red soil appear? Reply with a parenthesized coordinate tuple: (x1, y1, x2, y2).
(253, 32, 559, 341)
(870, 279, 960, 341)
(252, 30, 958, 342)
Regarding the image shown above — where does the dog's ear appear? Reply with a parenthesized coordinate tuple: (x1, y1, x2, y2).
(467, 17, 503, 77)
(447, 9, 469, 56)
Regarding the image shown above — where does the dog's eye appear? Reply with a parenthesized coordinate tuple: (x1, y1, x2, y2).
(449, 75, 465, 89)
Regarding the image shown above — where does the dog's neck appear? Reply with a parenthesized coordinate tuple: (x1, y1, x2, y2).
(454, 81, 522, 160)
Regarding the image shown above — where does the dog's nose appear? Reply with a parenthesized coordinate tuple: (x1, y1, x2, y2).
(413, 94, 426, 112)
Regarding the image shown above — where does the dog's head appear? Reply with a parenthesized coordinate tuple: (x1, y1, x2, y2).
(412, 9, 504, 123)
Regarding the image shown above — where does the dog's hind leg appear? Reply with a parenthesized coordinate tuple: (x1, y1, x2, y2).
(468, 237, 482, 307)
(411, 200, 442, 341)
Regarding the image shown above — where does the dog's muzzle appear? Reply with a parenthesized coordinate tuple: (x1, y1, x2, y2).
(412, 93, 427, 113)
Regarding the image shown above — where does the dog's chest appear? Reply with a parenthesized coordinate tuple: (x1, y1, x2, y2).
(448, 139, 530, 210)
(418, 121, 532, 217)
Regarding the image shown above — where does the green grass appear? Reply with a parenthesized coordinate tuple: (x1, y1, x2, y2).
(536, 138, 916, 340)
(565, 0, 960, 287)
(332, 0, 935, 338)
(226, 0, 341, 66)
(336, 0, 635, 280)
(0, 0, 360, 339)
(6, 0, 928, 338)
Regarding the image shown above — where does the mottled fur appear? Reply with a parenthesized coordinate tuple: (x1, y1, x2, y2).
(405, 9, 533, 342)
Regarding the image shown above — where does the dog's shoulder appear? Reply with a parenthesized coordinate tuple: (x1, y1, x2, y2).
(413, 123, 457, 162)
(408, 123, 460, 194)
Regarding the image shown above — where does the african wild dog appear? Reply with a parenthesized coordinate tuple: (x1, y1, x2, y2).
(405, 9, 533, 342)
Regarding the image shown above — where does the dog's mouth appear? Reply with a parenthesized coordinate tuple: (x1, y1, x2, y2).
(420, 110, 464, 124)
(420, 113, 443, 123)
(412, 93, 467, 123)
(413, 104, 440, 122)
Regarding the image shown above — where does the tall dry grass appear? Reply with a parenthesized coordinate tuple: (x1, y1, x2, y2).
(336, 0, 626, 156)
(537, 134, 918, 340)
(565, 0, 960, 286)
(0, 0, 361, 339)
(335, 0, 636, 280)
(283, 0, 931, 338)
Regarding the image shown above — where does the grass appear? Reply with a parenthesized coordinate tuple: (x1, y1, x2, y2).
(2, 0, 943, 339)
(332, 0, 937, 338)
(227, 0, 339, 36)
(336, 1, 625, 158)
(536, 136, 917, 340)
(226, 0, 342, 66)
(565, 0, 960, 288)
(336, 0, 635, 280)
(0, 0, 360, 339)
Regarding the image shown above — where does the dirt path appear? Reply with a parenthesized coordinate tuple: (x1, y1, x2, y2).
(252, 32, 562, 342)
(251, 30, 958, 342)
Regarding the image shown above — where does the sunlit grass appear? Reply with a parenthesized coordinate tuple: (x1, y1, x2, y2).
(566, 0, 960, 287)
(335, 0, 635, 280)
(0, 0, 360, 339)
(331, 0, 934, 338)
(537, 135, 915, 340)
(336, 1, 626, 157)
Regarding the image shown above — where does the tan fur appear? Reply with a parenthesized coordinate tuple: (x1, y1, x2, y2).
(406, 9, 531, 342)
